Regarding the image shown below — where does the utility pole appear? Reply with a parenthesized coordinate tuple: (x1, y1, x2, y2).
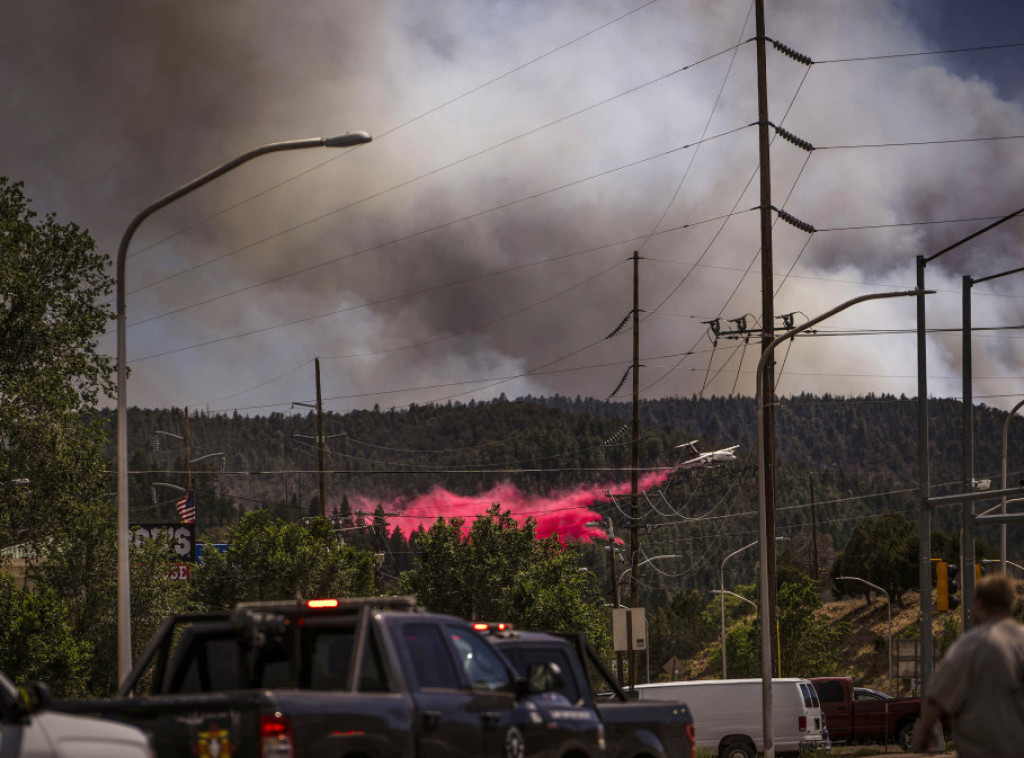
(629, 250, 642, 694)
(315, 358, 327, 518)
(754, 0, 779, 686)
(961, 276, 977, 629)
(183, 406, 191, 491)
(809, 474, 819, 582)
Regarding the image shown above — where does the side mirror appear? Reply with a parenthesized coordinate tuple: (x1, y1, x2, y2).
(21, 681, 54, 713)
(526, 662, 565, 695)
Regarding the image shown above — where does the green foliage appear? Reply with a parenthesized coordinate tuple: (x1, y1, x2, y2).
(778, 576, 852, 676)
(0, 574, 92, 697)
(648, 589, 718, 675)
(399, 505, 609, 651)
(722, 576, 851, 679)
(189, 510, 376, 609)
(831, 513, 918, 605)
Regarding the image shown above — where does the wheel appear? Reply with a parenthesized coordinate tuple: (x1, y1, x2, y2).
(897, 720, 916, 752)
(719, 741, 755, 758)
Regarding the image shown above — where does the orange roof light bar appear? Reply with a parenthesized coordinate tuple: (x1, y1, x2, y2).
(307, 598, 341, 609)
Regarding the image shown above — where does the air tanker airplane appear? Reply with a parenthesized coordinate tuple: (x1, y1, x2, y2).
(675, 440, 739, 469)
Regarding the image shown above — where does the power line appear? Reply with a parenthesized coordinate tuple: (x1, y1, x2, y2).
(125, 0, 666, 261)
(815, 41, 1024, 65)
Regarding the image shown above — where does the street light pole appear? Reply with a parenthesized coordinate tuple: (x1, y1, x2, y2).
(115, 131, 372, 684)
(756, 288, 924, 758)
(837, 576, 892, 694)
(1001, 399, 1024, 575)
(719, 537, 787, 679)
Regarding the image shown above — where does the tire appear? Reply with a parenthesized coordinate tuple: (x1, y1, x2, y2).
(719, 741, 755, 758)
(897, 720, 916, 752)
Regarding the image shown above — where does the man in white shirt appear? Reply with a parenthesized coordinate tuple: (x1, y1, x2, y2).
(913, 573, 1024, 757)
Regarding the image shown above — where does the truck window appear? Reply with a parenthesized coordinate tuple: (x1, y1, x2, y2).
(307, 628, 389, 692)
(174, 636, 244, 693)
(817, 680, 844, 704)
(503, 647, 581, 705)
(403, 623, 462, 690)
(446, 627, 512, 693)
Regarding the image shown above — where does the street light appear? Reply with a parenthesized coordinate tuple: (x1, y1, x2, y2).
(720, 537, 787, 679)
(617, 553, 680, 587)
(837, 576, 892, 694)
(756, 288, 924, 758)
(712, 589, 758, 612)
(115, 131, 372, 684)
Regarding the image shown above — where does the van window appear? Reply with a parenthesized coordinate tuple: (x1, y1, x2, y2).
(816, 680, 843, 704)
(800, 682, 820, 708)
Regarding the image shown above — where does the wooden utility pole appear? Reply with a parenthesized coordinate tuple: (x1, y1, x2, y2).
(315, 358, 327, 518)
(629, 250, 641, 692)
(809, 474, 819, 582)
(754, 0, 779, 676)
(183, 406, 191, 490)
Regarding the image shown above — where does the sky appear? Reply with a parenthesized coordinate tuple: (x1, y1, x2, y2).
(3, 0, 1024, 418)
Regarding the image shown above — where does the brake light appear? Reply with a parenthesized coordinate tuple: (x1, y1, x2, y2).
(799, 716, 807, 732)
(307, 598, 340, 609)
(471, 622, 513, 632)
(685, 722, 696, 758)
(260, 713, 293, 758)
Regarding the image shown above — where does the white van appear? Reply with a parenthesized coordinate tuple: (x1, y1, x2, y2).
(635, 677, 828, 758)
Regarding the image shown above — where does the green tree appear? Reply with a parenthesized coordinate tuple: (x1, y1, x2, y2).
(831, 513, 918, 606)
(648, 589, 718, 676)
(0, 177, 122, 694)
(190, 510, 376, 609)
(399, 505, 609, 651)
(0, 574, 92, 697)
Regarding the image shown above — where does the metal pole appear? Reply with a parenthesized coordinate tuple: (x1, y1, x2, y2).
(838, 576, 892, 694)
(721, 539, 761, 679)
(629, 251, 641, 695)
(810, 474, 819, 582)
(115, 132, 371, 684)
(962, 277, 977, 628)
(757, 289, 922, 758)
(1001, 399, 1024, 575)
(316, 358, 327, 518)
(753, 0, 779, 708)
(183, 406, 191, 491)
(916, 256, 934, 690)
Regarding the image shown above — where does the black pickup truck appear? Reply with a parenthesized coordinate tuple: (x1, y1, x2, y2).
(481, 624, 695, 758)
(57, 597, 605, 758)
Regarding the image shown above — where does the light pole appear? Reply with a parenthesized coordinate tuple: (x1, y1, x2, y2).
(837, 576, 892, 694)
(1001, 399, 1024, 575)
(720, 537, 787, 679)
(115, 131, 372, 684)
(756, 288, 924, 758)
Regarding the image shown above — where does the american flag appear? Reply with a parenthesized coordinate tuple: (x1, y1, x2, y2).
(175, 490, 196, 524)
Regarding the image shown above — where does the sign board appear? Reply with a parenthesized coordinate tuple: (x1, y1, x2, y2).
(132, 522, 196, 563)
(612, 607, 647, 652)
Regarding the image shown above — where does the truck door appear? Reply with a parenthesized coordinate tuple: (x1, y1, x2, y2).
(443, 624, 526, 758)
(400, 621, 482, 757)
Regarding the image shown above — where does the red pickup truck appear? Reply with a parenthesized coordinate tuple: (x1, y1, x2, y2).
(809, 677, 941, 752)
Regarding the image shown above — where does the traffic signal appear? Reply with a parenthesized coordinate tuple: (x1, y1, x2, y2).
(935, 561, 960, 611)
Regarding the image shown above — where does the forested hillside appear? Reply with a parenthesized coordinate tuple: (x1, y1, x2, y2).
(100, 394, 1024, 603)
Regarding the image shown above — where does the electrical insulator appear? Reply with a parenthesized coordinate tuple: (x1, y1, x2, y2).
(771, 39, 813, 66)
(774, 208, 817, 234)
(774, 125, 815, 152)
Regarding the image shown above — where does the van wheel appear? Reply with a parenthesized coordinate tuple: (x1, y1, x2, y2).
(897, 720, 916, 752)
(720, 742, 755, 758)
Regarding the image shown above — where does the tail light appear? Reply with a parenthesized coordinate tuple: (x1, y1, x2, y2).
(260, 713, 293, 758)
(799, 716, 807, 732)
(685, 722, 696, 758)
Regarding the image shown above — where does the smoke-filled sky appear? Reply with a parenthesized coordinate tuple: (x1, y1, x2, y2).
(3, 0, 1024, 416)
